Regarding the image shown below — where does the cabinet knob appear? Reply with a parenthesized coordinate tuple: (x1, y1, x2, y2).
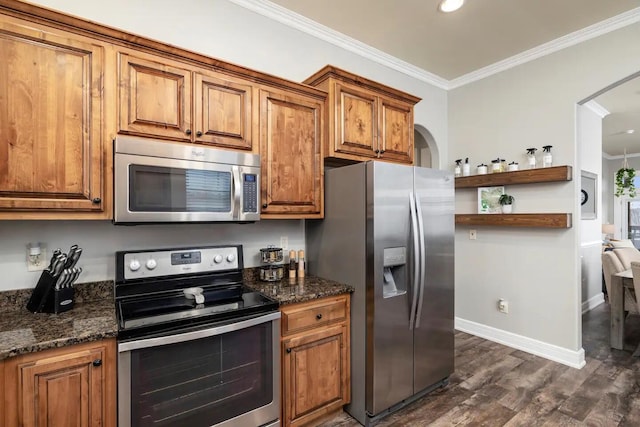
(185, 129, 192, 135)
(196, 131, 203, 137)
(286, 348, 292, 354)
(375, 149, 380, 154)
(380, 150, 385, 154)
(92, 359, 102, 367)
(92, 198, 101, 204)
(262, 203, 268, 209)
(316, 313, 323, 320)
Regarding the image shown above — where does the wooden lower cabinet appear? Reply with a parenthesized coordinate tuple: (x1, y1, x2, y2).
(3, 338, 117, 427)
(280, 295, 350, 426)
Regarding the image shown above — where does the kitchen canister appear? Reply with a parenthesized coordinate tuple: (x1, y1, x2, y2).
(508, 161, 519, 172)
(477, 164, 488, 175)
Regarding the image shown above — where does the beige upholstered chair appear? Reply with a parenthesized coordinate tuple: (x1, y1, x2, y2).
(628, 261, 640, 356)
(602, 251, 638, 314)
(612, 247, 640, 270)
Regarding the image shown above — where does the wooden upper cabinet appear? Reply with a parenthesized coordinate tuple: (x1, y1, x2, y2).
(259, 89, 324, 218)
(119, 52, 192, 141)
(3, 339, 116, 427)
(304, 65, 420, 165)
(0, 18, 104, 213)
(335, 82, 378, 159)
(194, 73, 252, 150)
(379, 95, 414, 163)
(119, 51, 254, 150)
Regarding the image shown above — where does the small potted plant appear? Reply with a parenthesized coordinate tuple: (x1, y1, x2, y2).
(498, 194, 515, 214)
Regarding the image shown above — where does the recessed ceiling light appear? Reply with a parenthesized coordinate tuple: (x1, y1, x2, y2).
(438, 0, 465, 13)
(625, 129, 635, 134)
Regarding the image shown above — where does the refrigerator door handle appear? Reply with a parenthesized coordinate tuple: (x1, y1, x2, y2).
(409, 191, 420, 330)
(415, 192, 426, 329)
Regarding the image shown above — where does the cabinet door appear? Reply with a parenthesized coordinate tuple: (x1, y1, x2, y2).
(334, 81, 378, 159)
(0, 19, 104, 212)
(282, 324, 349, 426)
(5, 340, 115, 427)
(119, 53, 192, 141)
(194, 72, 252, 150)
(259, 89, 323, 217)
(379, 96, 414, 164)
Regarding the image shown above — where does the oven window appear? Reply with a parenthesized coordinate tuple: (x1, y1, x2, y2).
(129, 322, 273, 427)
(129, 165, 232, 212)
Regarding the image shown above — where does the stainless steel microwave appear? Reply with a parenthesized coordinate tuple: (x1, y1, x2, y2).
(114, 136, 260, 224)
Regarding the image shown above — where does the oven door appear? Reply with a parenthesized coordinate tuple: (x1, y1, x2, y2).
(118, 312, 280, 427)
(114, 152, 260, 224)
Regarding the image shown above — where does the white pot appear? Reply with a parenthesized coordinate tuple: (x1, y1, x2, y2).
(502, 204, 513, 214)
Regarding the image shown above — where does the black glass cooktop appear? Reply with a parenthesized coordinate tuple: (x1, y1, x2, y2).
(117, 284, 278, 340)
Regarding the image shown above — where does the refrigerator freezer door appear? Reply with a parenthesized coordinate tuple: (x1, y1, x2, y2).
(367, 162, 415, 416)
(413, 167, 455, 392)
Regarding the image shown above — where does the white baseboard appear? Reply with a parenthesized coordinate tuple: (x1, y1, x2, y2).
(582, 293, 605, 314)
(455, 317, 586, 369)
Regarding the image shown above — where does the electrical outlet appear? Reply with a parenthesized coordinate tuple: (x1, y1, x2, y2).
(469, 229, 477, 240)
(26, 243, 48, 272)
(498, 299, 509, 314)
(280, 236, 288, 250)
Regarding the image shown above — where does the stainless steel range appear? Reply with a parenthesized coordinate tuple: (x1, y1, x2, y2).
(115, 245, 280, 427)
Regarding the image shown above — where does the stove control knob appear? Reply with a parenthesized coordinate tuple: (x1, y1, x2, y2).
(226, 253, 236, 263)
(146, 259, 157, 270)
(129, 259, 141, 272)
(213, 254, 223, 264)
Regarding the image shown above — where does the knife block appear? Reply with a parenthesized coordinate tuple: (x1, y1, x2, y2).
(26, 270, 75, 314)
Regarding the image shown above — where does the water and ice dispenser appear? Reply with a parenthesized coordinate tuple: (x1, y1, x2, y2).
(382, 247, 407, 298)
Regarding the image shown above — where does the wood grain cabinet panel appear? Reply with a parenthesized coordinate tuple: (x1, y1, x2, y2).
(3, 339, 116, 427)
(280, 295, 351, 427)
(194, 73, 252, 150)
(0, 18, 104, 213)
(304, 65, 420, 165)
(335, 82, 378, 158)
(379, 96, 414, 164)
(119, 53, 192, 141)
(259, 89, 323, 218)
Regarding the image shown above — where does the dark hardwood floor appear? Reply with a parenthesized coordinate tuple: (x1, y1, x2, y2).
(319, 303, 640, 426)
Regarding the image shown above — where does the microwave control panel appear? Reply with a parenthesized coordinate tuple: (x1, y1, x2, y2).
(243, 174, 258, 213)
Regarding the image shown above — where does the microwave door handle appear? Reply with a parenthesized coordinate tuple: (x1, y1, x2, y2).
(231, 166, 241, 220)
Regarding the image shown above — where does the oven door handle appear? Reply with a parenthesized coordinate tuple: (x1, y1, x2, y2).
(118, 311, 281, 352)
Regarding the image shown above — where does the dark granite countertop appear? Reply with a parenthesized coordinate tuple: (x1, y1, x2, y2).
(0, 270, 352, 360)
(0, 281, 117, 361)
(243, 269, 353, 305)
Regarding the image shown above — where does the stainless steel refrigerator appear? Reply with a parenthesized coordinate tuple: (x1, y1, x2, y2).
(306, 161, 454, 426)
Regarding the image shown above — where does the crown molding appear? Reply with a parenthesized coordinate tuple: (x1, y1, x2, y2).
(583, 100, 610, 118)
(448, 7, 640, 89)
(226, 0, 449, 89)
(228, 0, 640, 91)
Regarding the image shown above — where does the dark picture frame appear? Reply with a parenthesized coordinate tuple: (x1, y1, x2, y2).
(581, 170, 597, 220)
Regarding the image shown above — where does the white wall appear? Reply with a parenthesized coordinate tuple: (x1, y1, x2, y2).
(0, 0, 448, 291)
(577, 105, 603, 309)
(450, 22, 640, 354)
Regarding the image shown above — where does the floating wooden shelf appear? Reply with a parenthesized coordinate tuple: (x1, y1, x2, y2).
(455, 213, 572, 228)
(455, 166, 572, 189)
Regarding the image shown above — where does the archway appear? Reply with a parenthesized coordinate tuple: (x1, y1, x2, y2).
(414, 124, 440, 169)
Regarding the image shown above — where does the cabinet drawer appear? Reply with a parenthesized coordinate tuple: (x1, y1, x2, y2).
(281, 296, 348, 336)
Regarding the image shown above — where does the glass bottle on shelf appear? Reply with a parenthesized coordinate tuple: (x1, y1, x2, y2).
(462, 158, 471, 176)
(454, 159, 462, 177)
(542, 145, 553, 167)
(526, 148, 537, 169)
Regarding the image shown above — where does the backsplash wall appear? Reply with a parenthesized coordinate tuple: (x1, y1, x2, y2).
(0, 220, 304, 290)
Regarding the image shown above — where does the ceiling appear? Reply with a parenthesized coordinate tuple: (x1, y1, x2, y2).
(267, 0, 640, 155)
